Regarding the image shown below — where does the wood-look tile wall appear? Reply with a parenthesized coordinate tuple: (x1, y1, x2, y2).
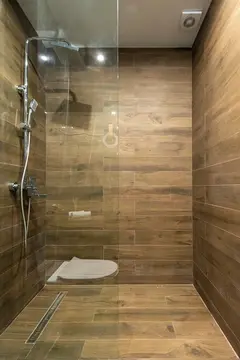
(0, 0, 46, 332)
(45, 49, 192, 283)
(193, 0, 240, 355)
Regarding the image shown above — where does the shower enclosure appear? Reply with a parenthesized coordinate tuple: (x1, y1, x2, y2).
(0, 0, 119, 336)
(2, 0, 240, 358)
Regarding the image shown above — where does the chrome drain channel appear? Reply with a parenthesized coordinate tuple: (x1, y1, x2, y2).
(26, 292, 65, 344)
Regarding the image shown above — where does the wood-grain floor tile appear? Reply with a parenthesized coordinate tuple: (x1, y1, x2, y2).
(127, 339, 236, 359)
(94, 308, 212, 322)
(0, 285, 237, 359)
(39, 321, 175, 341)
(165, 295, 205, 308)
(173, 321, 225, 339)
(0, 321, 37, 340)
(81, 340, 130, 358)
(101, 284, 198, 297)
(50, 309, 94, 322)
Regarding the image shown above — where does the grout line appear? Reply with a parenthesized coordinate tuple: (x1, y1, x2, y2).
(193, 154, 240, 170)
(193, 218, 240, 240)
(194, 199, 240, 213)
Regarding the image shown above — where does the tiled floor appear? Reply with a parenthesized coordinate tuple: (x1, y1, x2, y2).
(0, 285, 237, 359)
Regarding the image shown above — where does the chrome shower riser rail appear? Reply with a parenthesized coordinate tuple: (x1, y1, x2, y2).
(13, 36, 81, 276)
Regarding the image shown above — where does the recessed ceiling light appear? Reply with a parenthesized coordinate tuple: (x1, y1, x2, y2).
(39, 54, 49, 62)
(96, 53, 105, 63)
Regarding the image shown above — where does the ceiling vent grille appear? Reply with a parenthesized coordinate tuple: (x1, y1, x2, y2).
(180, 10, 203, 30)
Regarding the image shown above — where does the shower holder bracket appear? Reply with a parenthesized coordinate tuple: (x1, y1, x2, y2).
(15, 85, 26, 95)
(19, 122, 31, 132)
(9, 182, 19, 193)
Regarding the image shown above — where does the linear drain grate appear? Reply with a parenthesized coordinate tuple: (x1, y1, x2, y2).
(26, 292, 65, 344)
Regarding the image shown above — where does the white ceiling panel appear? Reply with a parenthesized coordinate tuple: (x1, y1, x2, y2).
(17, 0, 212, 48)
(119, 0, 212, 47)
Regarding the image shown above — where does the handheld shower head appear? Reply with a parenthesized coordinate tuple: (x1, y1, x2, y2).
(29, 99, 38, 112)
(26, 99, 38, 127)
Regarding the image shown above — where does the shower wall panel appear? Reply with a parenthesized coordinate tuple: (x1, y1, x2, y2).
(0, 0, 46, 332)
(45, 49, 192, 284)
(193, 0, 240, 355)
(116, 49, 192, 283)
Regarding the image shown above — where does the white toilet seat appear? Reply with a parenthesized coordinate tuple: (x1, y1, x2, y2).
(48, 257, 118, 282)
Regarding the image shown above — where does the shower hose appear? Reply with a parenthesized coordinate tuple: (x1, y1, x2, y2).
(20, 108, 33, 264)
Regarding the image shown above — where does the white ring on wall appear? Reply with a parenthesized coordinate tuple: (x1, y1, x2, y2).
(102, 132, 118, 148)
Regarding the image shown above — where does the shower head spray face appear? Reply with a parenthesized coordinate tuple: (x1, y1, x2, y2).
(48, 40, 81, 51)
(69, 44, 81, 52)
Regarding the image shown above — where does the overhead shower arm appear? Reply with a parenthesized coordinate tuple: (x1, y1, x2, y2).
(16, 36, 81, 159)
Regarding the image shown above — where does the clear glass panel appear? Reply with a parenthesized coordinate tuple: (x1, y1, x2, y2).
(0, 0, 119, 358)
(40, 0, 119, 285)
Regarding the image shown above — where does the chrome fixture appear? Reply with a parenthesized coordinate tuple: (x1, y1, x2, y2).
(11, 37, 81, 271)
(26, 177, 48, 198)
(47, 40, 80, 51)
(180, 10, 203, 30)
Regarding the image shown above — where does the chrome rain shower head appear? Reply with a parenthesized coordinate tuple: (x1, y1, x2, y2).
(29, 99, 38, 112)
(48, 40, 81, 51)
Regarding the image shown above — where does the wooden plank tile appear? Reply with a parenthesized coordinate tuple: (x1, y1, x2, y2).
(120, 137, 192, 157)
(50, 308, 94, 322)
(13, 308, 47, 323)
(26, 341, 84, 360)
(135, 230, 192, 245)
(173, 321, 224, 339)
(193, 159, 240, 186)
(101, 285, 197, 297)
(46, 245, 103, 261)
(135, 198, 192, 213)
(206, 185, 240, 210)
(46, 230, 134, 246)
(135, 261, 192, 277)
(126, 339, 236, 359)
(94, 308, 212, 322)
(104, 245, 192, 261)
(165, 295, 205, 308)
(104, 156, 192, 171)
(0, 321, 37, 340)
(39, 321, 175, 340)
(135, 171, 192, 186)
(27, 295, 58, 309)
(81, 340, 130, 358)
(193, 201, 240, 237)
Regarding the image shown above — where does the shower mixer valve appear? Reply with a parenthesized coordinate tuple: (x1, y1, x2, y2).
(9, 177, 47, 198)
(25, 177, 47, 198)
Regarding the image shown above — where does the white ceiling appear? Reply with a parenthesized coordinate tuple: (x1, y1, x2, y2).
(119, 0, 212, 47)
(17, 0, 212, 48)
